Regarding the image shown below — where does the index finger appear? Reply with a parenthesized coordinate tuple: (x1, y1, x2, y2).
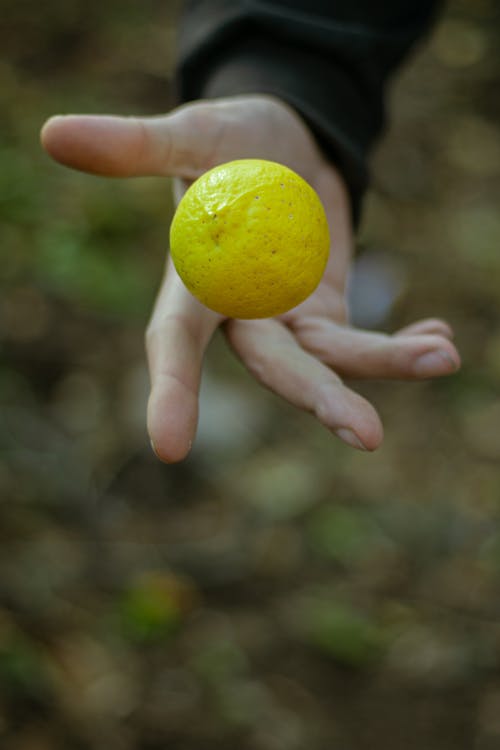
(40, 105, 220, 179)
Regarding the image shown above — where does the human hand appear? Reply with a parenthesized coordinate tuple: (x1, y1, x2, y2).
(41, 95, 460, 461)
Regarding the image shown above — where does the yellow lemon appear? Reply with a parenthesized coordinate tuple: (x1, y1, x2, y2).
(169, 159, 330, 319)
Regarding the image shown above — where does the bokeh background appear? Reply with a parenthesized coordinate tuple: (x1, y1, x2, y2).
(2, 1, 500, 748)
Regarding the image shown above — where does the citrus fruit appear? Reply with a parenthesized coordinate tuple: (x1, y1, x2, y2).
(169, 159, 330, 319)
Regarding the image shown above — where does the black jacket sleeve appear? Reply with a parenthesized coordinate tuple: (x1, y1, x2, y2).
(176, 0, 440, 223)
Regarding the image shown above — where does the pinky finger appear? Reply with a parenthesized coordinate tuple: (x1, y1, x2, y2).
(395, 318, 454, 340)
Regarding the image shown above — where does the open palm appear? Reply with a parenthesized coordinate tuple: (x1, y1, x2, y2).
(42, 95, 460, 461)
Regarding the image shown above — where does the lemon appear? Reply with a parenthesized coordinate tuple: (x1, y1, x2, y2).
(169, 159, 330, 319)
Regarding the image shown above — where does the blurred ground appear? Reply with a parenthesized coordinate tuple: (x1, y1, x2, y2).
(1, 1, 500, 748)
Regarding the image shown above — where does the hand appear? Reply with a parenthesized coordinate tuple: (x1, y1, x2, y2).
(41, 95, 460, 461)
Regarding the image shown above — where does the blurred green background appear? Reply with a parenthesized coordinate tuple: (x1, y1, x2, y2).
(1, 1, 500, 748)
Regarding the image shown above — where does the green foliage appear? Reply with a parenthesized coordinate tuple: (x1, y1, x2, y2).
(0, 147, 42, 224)
(192, 639, 249, 684)
(117, 580, 181, 644)
(36, 222, 155, 318)
(307, 505, 390, 565)
(0, 633, 49, 698)
(302, 598, 384, 667)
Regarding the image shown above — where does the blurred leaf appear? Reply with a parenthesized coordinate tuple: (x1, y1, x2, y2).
(192, 639, 249, 684)
(0, 634, 49, 698)
(214, 679, 273, 729)
(237, 450, 321, 521)
(35, 223, 155, 317)
(0, 148, 42, 223)
(117, 571, 197, 644)
(301, 598, 384, 667)
(306, 505, 391, 565)
(449, 204, 500, 268)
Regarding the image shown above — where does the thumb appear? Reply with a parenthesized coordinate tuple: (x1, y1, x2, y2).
(40, 104, 221, 179)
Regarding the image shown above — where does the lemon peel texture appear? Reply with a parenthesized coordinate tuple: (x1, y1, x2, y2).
(170, 159, 330, 319)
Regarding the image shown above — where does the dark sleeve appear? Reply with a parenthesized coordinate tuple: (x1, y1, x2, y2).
(175, 0, 441, 224)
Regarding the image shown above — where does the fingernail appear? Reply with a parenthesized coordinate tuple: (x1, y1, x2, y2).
(335, 427, 367, 451)
(414, 349, 459, 377)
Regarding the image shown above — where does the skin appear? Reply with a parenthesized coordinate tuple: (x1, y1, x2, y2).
(41, 95, 461, 461)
